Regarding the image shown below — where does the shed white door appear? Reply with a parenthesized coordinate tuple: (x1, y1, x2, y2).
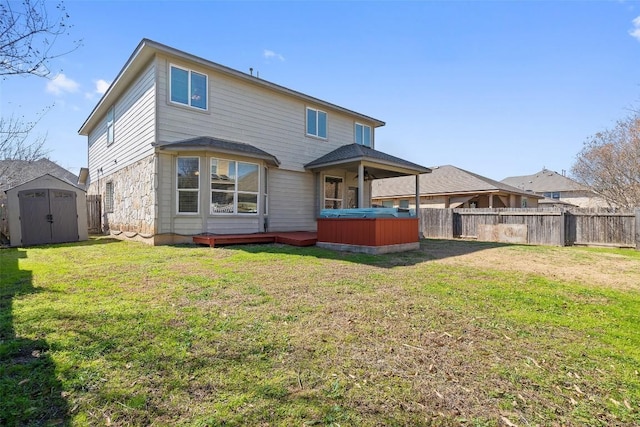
(18, 189, 79, 246)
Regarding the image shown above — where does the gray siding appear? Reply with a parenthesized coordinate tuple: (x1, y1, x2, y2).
(88, 61, 156, 181)
(157, 152, 174, 233)
(268, 169, 317, 232)
(155, 54, 377, 172)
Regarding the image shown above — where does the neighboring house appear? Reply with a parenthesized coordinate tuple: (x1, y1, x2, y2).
(78, 39, 429, 245)
(0, 159, 87, 246)
(371, 165, 542, 209)
(501, 168, 607, 208)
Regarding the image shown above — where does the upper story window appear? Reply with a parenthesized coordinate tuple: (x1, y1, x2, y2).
(355, 123, 371, 147)
(170, 65, 207, 110)
(177, 157, 200, 214)
(544, 192, 560, 199)
(106, 106, 115, 145)
(306, 107, 327, 139)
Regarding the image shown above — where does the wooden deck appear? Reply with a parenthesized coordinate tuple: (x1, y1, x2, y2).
(193, 231, 317, 248)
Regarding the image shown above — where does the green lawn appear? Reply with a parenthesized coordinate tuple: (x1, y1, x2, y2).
(1, 238, 639, 426)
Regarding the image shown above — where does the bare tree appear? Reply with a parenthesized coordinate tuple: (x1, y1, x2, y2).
(571, 114, 640, 209)
(0, 0, 77, 78)
(0, 0, 79, 171)
(0, 109, 48, 157)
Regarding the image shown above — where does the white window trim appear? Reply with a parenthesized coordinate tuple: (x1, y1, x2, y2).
(324, 175, 344, 209)
(169, 63, 209, 110)
(355, 122, 372, 147)
(306, 107, 328, 139)
(210, 158, 261, 216)
(177, 156, 200, 215)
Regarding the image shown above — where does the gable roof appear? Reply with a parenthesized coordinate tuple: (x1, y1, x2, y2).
(5, 173, 86, 194)
(372, 164, 539, 198)
(501, 169, 588, 193)
(304, 144, 431, 178)
(0, 159, 80, 194)
(79, 38, 385, 136)
(153, 136, 280, 166)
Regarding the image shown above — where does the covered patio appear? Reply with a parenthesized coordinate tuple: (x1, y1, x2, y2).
(305, 144, 431, 254)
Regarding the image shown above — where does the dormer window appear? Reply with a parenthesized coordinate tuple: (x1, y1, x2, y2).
(170, 65, 207, 110)
(355, 123, 371, 147)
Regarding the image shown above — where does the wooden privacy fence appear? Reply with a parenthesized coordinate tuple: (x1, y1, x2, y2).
(87, 195, 102, 234)
(420, 208, 640, 249)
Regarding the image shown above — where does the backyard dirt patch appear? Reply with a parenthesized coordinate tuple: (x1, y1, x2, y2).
(421, 239, 640, 292)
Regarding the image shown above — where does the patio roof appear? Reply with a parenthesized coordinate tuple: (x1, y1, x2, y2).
(153, 136, 280, 166)
(304, 144, 430, 179)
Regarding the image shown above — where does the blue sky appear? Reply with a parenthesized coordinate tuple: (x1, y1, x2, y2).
(2, 0, 640, 180)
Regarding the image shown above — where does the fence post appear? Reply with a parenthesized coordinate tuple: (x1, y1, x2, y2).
(636, 208, 640, 250)
(559, 209, 565, 246)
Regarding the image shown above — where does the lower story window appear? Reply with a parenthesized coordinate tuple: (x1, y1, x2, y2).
(324, 176, 343, 209)
(105, 181, 114, 213)
(211, 158, 259, 214)
(177, 157, 200, 214)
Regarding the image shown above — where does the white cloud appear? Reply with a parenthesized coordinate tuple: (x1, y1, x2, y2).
(629, 16, 640, 41)
(263, 49, 285, 61)
(84, 79, 111, 100)
(95, 79, 111, 95)
(46, 73, 80, 95)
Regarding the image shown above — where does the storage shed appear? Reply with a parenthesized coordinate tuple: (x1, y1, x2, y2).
(5, 174, 88, 247)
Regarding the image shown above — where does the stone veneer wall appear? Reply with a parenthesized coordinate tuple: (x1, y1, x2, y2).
(88, 155, 156, 237)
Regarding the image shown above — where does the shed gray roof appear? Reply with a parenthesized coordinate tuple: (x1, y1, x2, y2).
(153, 136, 280, 166)
(501, 169, 588, 193)
(372, 164, 539, 198)
(0, 159, 80, 194)
(304, 144, 430, 175)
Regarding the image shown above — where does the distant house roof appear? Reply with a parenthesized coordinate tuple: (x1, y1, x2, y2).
(501, 169, 588, 193)
(79, 38, 385, 136)
(304, 144, 430, 178)
(0, 159, 81, 194)
(153, 136, 281, 166)
(372, 164, 539, 198)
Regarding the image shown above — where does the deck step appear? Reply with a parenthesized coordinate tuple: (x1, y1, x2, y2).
(193, 232, 317, 248)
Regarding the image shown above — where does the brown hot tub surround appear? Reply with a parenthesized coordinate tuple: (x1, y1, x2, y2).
(316, 209, 420, 254)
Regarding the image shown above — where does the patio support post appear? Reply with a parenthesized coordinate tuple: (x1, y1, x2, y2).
(489, 194, 494, 208)
(358, 163, 365, 208)
(315, 171, 321, 216)
(416, 174, 421, 239)
(415, 174, 420, 210)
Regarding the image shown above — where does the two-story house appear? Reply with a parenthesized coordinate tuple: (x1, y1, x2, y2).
(79, 39, 429, 245)
(501, 169, 608, 208)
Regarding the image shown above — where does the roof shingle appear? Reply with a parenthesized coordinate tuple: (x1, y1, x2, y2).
(304, 144, 430, 173)
(153, 136, 280, 166)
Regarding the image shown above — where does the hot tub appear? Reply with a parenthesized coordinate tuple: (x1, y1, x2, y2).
(316, 208, 420, 254)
